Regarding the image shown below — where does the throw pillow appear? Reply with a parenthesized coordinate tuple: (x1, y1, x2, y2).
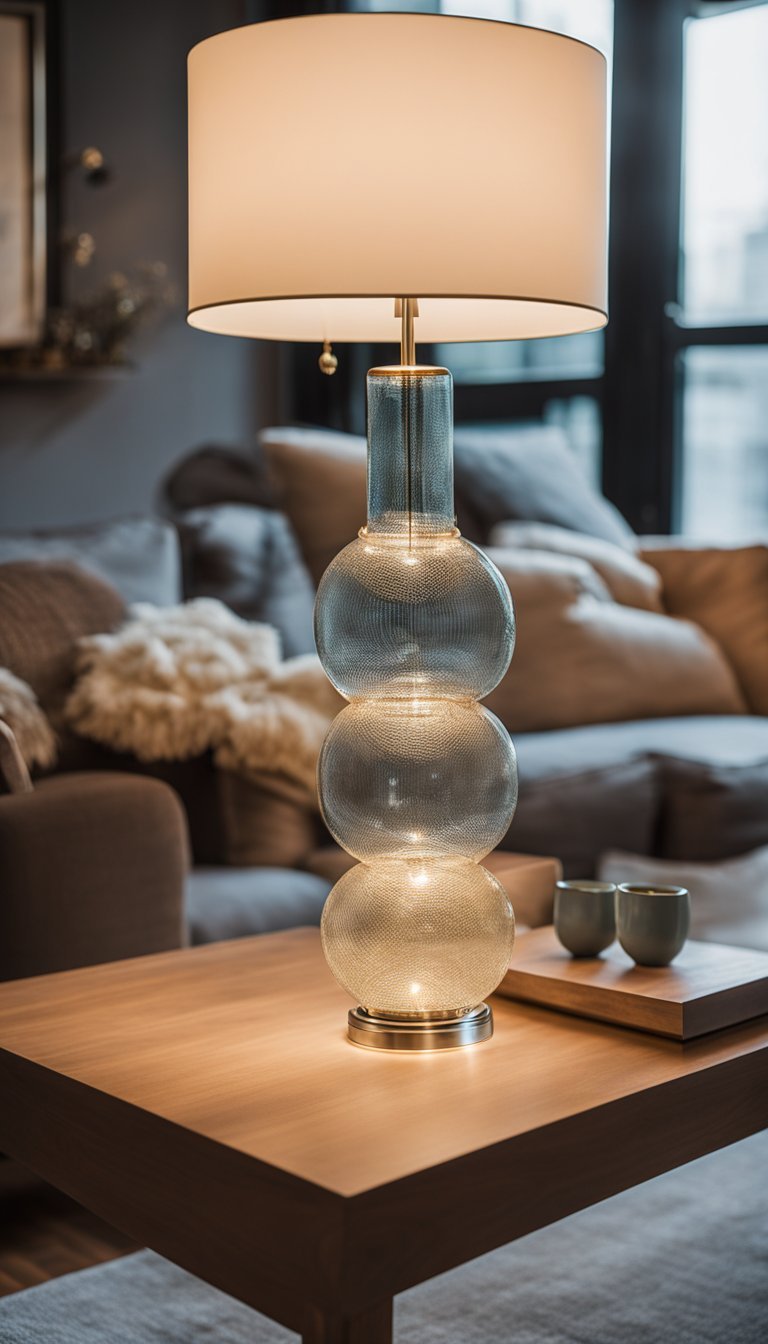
(508, 754, 659, 880)
(216, 769, 319, 867)
(483, 547, 747, 734)
(598, 846, 768, 952)
(489, 520, 663, 611)
(176, 504, 316, 656)
(163, 444, 277, 512)
(639, 540, 768, 715)
(453, 424, 635, 548)
(260, 427, 367, 585)
(654, 753, 768, 862)
(0, 561, 125, 725)
(0, 517, 181, 606)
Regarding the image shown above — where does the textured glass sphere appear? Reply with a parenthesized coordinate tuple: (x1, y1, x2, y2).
(319, 699, 517, 862)
(314, 533, 515, 700)
(321, 858, 515, 1016)
(317, 366, 518, 1029)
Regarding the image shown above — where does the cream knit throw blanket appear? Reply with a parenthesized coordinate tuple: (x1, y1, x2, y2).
(65, 599, 343, 801)
(0, 668, 57, 792)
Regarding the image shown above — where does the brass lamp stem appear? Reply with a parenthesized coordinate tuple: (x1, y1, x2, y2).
(396, 297, 419, 366)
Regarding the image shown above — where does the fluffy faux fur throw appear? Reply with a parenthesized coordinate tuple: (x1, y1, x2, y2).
(65, 599, 343, 800)
(0, 668, 57, 777)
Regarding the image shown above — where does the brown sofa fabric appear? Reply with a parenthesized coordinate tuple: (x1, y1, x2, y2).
(0, 561, 125, 724)
(0, 772, 188, 980)
(640, 540, 768, 716)
(484, 548, 747, 734)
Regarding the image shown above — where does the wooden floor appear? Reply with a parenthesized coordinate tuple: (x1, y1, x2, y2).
(0, 1158, 136, 1297)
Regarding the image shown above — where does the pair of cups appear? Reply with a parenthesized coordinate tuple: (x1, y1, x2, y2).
(554, 880, 690, 967)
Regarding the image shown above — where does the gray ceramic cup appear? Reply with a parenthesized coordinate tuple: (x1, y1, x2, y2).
(554, 880, 617, 957)
(616, 884, 690, 967)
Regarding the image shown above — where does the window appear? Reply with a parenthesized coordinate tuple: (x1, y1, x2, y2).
(681, 4, 768, 324)
(680, 347, 768, 538)
(348, 0, 614, 477)
(675, 2, 768, 539)
(434, 1, 613, 400)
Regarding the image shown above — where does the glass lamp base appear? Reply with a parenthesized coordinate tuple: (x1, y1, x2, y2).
(347, 1003, 493, 1052)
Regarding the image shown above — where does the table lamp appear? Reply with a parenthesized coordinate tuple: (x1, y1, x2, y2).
(188, 13, 607, 1050)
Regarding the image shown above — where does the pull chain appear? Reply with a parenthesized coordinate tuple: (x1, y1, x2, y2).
(318, 339, 338, 375)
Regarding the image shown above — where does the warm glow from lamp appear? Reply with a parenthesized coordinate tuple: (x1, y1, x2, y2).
(188, 15, 607, 343)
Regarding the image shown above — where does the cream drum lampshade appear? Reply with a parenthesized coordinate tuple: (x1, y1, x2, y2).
(188, 13, 607, 1050)
(188, 13, 607, 344)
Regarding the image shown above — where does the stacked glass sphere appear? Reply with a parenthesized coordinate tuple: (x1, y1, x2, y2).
(315, 367, 517, 1020)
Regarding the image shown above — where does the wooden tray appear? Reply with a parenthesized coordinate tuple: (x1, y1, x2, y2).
(496, 926, 768, 1039)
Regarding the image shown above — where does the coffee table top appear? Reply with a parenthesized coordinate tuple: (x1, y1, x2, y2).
(1, 927, 765, 1199)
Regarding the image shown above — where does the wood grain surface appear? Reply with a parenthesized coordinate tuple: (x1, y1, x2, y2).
(498, 926, 768, 1038)
(0, 927, 765, 1340)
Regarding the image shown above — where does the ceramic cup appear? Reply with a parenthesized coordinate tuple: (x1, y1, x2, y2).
(554, 880, 617, 957)
(616, 884, 690, 967)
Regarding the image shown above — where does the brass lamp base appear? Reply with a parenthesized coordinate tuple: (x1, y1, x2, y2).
(347, 1003, 493, 1052)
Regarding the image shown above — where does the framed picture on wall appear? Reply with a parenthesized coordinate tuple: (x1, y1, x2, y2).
(0, 1, 47, 348)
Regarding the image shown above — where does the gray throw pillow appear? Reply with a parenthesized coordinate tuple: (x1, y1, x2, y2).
(454, 424, 635, 548)
(176, 504, 316, 657)
(654, 754, 768, 862)
(0, 517, 181, 606)
(506, 754, 659, 879)
(162, 444, 277, 512)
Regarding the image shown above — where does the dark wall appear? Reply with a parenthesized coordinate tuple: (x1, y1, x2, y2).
(0, 0, 278, 529)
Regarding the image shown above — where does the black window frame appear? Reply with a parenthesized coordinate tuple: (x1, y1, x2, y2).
(267, 0, 768, 536)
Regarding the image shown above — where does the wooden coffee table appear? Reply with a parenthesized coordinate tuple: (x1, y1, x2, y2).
(0, 927, 765, 1343)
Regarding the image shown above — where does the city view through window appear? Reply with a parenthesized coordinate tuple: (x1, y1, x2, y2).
(680, 4, 768, 539)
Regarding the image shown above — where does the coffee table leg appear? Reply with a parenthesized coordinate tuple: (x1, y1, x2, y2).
(302, 1298, 393, 1344)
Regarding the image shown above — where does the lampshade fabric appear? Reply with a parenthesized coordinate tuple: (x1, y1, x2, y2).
(187, 13, 607, 343)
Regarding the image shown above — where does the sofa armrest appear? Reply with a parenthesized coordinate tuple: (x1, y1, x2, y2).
(0, 772, 189, 981)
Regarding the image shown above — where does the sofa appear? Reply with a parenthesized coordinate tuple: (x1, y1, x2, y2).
(0, 421, 766, 975)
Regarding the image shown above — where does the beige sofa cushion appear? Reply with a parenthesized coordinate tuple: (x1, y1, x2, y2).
(490, 521, 663, 612)
(639, 540, 768, 715)
(490, 547, 613, 605)
(260, 427, 366, 585)
(483, 548, 747, 733)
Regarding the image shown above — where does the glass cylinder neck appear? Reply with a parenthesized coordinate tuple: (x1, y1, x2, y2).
(365, 366, 454, 538)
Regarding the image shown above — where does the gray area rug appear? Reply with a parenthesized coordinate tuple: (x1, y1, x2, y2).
(1, 1131, 766, 1343)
